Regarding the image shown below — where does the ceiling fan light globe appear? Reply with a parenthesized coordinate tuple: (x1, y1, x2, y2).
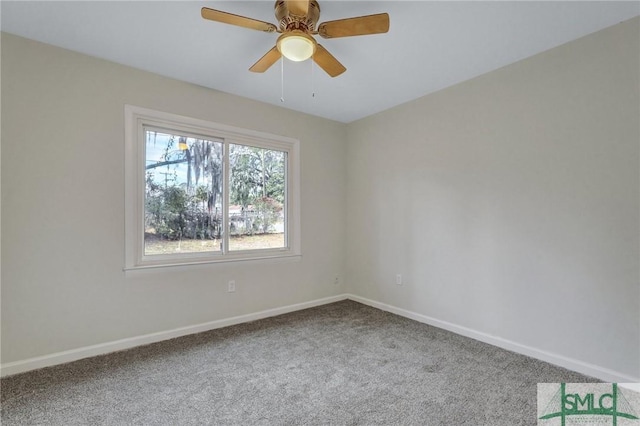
(277, 32, 317, 62)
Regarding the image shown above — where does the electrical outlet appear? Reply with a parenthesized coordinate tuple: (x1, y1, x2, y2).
(334, 276, 340, 286)
(396, 274, 402, 286)
(228, 280, 236, 293)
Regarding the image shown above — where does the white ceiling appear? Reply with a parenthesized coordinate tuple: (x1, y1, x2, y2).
(2, 1, 638, 123)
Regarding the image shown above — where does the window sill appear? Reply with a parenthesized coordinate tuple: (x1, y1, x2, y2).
(123, 253, 302, 271)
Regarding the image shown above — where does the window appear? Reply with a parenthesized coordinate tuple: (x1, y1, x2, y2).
(125, 106, 300, 269)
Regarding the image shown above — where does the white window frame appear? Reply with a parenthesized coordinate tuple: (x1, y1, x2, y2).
(124, 105, 301, 270)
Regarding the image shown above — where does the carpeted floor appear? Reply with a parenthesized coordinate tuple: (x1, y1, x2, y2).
(1, 300, 594, 425)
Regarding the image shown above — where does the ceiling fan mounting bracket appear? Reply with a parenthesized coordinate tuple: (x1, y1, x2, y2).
(275, 0, 320, 33)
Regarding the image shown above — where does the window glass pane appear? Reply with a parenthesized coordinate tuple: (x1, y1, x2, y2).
(229, 143, 286, 251)
(144, 129, 223, 255)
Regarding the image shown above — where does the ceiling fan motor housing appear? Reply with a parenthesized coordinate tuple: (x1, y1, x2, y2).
(275, 0, 321, 32)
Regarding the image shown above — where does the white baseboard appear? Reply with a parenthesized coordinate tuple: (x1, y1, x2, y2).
(3, 293, 637, 384)
(346, 294, 639, 384)
(0, 294, 348, 377)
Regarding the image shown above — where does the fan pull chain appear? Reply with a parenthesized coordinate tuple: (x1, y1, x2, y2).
(311, 58, 315, 98)
(280, 58, 285, 103)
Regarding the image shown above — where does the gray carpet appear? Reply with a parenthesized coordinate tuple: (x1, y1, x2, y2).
(1, 300, 594, 425)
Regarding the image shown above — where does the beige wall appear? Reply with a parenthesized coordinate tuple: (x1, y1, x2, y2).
(1, 33, 347, 363)
(346, 17, 639, 379)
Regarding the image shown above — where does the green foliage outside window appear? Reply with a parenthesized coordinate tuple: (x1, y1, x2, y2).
(144, 131, 286, 246)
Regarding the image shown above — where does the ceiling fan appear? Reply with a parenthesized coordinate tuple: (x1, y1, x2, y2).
(201, 1, 390, 77)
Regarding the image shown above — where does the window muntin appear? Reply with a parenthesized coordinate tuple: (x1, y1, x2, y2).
(125, 106, 300, 269)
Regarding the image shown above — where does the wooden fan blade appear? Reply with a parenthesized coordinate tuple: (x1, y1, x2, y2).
(249, 46, 282, 73)
(318, 13, 389, 38)
(313, 45, 346, 77)
(284, 0, 309, 17)
(201, 7, 277, 33)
